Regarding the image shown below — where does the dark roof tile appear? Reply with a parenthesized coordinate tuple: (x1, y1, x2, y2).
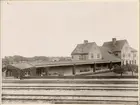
(8, 62, 34, 70)
(71, 42, 96, 55)
(99, 46, 122, 62)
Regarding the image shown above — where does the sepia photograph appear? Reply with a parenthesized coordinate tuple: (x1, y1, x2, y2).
(1, 0, 139, 105)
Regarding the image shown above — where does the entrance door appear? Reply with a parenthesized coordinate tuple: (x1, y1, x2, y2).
(36, 68, 45, 76)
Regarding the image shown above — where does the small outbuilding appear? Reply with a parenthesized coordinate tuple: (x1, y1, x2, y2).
(2, 62, 35, 79)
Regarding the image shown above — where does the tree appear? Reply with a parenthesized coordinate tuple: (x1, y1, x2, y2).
(127, 64, 138, 76)
(113, 64, 126, 76)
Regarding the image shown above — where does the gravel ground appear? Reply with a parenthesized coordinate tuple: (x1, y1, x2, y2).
(2, 95, 138, 101)
(87, 72, 138, 76)
(3, 78, 138, 81)
(2, 89, 138, 96)
(2, 83, 138, 87)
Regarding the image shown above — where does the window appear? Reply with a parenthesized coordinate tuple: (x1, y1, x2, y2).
(123, 53, 125, 57)
(91, 53, 94, 58)
(25, 71, 30, 76)
(126, 60, 128, 64)
(130, 61, 132, 64)
(97, 54, 100, 58)
(135, 60, 136, 64)
(134, 54, 136, 57)
(123, 61, 125, 65)
(83, 55, 87, 60)
(115, 53, 118, 56)
(128, 53, 131, 57)
(80, 69, 90, 72)
(72, 56, 73, 59)
(132, 60, 134, 64)
(79, 55, 83, 60)
(36, 68, 45, 76)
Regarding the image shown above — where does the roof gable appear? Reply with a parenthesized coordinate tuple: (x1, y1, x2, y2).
(102, 40, 127, 52)
(71, 42, 96, 55)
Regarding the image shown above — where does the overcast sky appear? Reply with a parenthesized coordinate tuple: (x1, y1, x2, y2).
(1, 1, 139, 58)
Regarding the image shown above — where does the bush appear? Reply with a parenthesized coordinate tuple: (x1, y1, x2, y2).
(114, 64, 138, 76)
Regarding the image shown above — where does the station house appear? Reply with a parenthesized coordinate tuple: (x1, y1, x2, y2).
(2, 38, 137, 78)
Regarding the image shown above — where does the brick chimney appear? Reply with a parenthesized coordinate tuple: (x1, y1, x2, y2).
(112, 38, 116, 46)
(84, 40, 88, 44)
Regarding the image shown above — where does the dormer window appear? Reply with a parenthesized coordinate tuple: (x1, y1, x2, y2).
(108, 51, 112, 54)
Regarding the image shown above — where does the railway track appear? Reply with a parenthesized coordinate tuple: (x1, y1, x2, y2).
(2, 78, 139, 104)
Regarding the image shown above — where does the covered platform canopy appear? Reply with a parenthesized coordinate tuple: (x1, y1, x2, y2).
(3, 56, 122, 69)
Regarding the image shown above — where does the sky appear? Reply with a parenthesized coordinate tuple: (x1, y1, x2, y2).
(1, 1, 139, 58)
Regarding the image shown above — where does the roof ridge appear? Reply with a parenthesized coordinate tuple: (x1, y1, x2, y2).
(103, 39, 127, 43)
(78, 42, 95, 45)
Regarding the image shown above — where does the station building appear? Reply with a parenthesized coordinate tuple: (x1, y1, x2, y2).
(2, 38, 137, 78)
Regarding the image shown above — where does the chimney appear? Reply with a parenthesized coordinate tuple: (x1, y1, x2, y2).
(84, 40, 88, 44)
(112, 38, 116, 46)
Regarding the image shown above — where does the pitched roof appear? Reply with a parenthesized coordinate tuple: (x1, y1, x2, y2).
(7, 62, 34, 70)
(102, 40, 127, 52)
(71, 42, 96, 55)
(5, 57, 122, 70)
(130, 47, 137, 52)
(99, 46, 122, 62)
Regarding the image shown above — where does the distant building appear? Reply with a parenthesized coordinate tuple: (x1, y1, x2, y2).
(103, 38, 138, 65)
(71, 40, 102, 60)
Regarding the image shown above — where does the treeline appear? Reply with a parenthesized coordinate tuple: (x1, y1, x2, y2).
(2, 55, 72, 65)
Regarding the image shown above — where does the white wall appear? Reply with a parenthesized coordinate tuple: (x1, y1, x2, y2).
(121, 42, 137, 65)
(88, 44, 102, 60)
